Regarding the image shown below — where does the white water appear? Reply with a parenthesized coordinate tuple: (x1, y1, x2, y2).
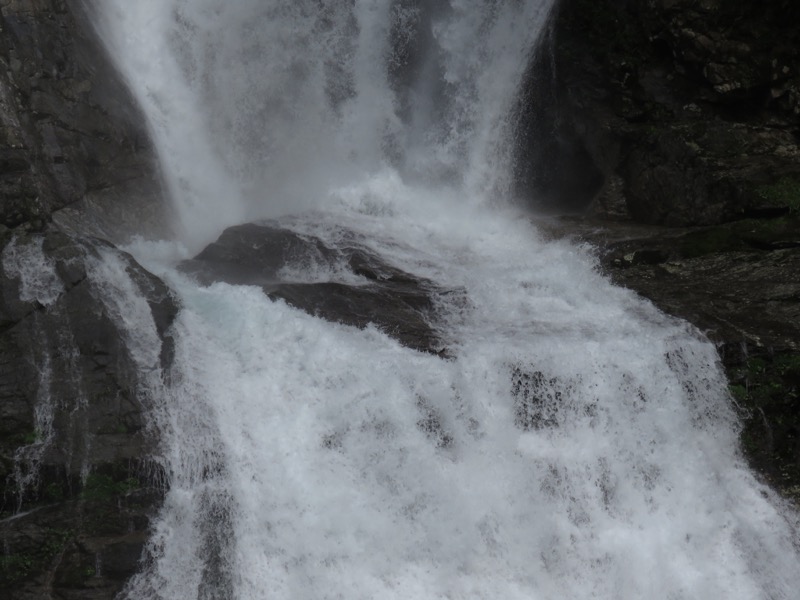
(87, 1, 800, 598)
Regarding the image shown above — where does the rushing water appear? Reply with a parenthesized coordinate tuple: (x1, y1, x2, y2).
(85, 1, 800, 598)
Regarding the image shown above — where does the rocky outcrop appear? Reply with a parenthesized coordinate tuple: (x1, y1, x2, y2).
(0, 0, 164, 240)
(0, 230, 177, 598)
(181, 222, 450, 355)
(0, 1, 176, 596)
(524, 0, 800, 224)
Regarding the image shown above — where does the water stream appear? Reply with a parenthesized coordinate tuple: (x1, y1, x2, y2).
(85, 1, 799, 598)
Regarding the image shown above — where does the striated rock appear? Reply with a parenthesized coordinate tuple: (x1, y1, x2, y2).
(0, 230, 177, 598)
(181, 222, 450, 355)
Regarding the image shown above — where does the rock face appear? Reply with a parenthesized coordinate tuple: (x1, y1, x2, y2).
(0, 230, 177, 599)
(525, 0, 800, 504)
(0, 1, 175, 596)
(0, 0, 164, 239)
(181, 222, 450, 355)
(523, 0, 800, 224)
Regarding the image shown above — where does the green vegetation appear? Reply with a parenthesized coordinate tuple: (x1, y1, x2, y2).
(678, 228, 742, 258)
(42, 528, 72, 557)
(0, 528, 72, 586)
(756, 177, 800, 213)
(673, 213, 800, 260)
(731, 352, 800, 504)
(729, 383, 748, 404)
(776, 354, 800, 376)
(7, 429, 42, 446)
(81, 474, 140, 502)
(0, 553, 34, 584)
(44, 482, 64, 502)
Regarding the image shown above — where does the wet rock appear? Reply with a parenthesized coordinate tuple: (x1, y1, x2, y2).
(181, 222, 449, 354)
(0, 0, 165, 240)
(0, 230, 177, 598)
(565, 218, 800, 354)
(524, 0, 800, 225)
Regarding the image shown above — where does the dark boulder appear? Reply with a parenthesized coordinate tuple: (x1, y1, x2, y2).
(181, 222, 450, 355)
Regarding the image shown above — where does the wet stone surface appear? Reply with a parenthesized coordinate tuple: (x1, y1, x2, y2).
(0, 230, 176, 599)
(181, 222, 451, 355)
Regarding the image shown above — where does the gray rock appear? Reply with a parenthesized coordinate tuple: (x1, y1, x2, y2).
(0, 0, 167, 240)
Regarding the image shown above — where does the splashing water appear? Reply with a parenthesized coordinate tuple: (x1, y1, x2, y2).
(83, 1, 800, 598)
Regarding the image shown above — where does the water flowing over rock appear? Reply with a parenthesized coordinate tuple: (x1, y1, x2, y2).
(180, 222, 449, 355)
(0, 230, 177, 598)
(526, 0, 800, 502)
(1, 0, 799, 598)
(0, 1, 179, 596)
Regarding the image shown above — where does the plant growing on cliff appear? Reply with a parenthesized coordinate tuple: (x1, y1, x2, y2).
(756, 178, 800, 213)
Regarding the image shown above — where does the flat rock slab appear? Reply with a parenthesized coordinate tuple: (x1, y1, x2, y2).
(180, 222, 449, 354)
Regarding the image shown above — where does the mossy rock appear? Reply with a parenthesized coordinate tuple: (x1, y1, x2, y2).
(677, 227, 745, 258)
(81, 473, 141, 503)
(756, 177, 800, 214)
(673, 215, 800, 259)
(729, 351, 800, 503)
(0, 527, 73, 588)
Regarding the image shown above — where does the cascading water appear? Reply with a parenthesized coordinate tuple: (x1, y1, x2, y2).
(82, 0, 799, 598)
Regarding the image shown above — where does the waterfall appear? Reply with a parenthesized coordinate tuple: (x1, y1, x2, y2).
(85, 1, 799, 598)
(91, 0, 553, 250)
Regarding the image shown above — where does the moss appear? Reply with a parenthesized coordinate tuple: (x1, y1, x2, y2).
(81, 474, 140, 502)
(730, 351, 800, 503)
(776, 354, 800, 377)
(677, 227, 743, 258)
(42, 528, 72, 557)
(746, 357, 767, 377)
(674, 215, 800, 259)
(44, 481, 65, 502)
(729, 383, 748, 404)
(0, 553, 34, 585)
(0, 528, 73, 587)
(756, 177, 800, 212)
(6, 429, 41, 446)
